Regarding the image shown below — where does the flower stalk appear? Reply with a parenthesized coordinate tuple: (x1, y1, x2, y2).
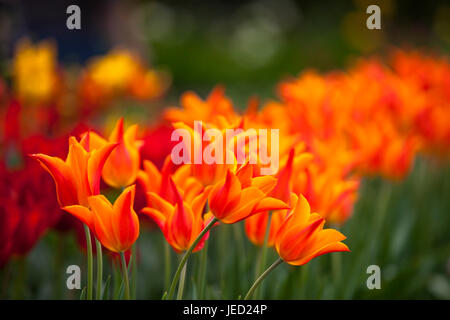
(176, 263, 187, 300)
(197, 240, 208, 299)
(83, 224, 93, 300)
(95, 238, 103, 300)
(120, 251, 130, 300)
(166, 217, 218, 300)
(255, 212, 272, 299)
(244, 258, 283, 300)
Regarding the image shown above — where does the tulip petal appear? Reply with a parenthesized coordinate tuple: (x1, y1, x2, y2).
(251, 175, 278, 194)
(288, 242, 350, 266)
(209, 170, 241, 219)
(88, 142, 118, 194)
(141, 207, 166, 230)
(31, 153, 78, 206)
(146, 192, 174, 216)
(291, 194, 311, 228)
(252, 197, 289, 214)
(220, 187, 264, 223)
(116, 185, 139, 251)
(62, 205, 93, 228)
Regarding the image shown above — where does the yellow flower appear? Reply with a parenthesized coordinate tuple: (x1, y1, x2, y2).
(13, 39, 58, 104)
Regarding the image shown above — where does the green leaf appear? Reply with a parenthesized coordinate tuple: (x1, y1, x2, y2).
(102, 275, 112, 300)
(80, 287, 86, 300)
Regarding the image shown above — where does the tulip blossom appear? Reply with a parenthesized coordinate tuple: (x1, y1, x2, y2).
(63, 185, 139, 253)
(171, 121, 237, 187)
(208, 163, 289, 224)
(142, 178, 212, 253)
(85, 118, 143, 188)
(31, 133, 117, 207)
(244, 148, 312, 246)
(164, 86, 239, 128)
(244, 210, 285, 247)
(140, 124, 177, 169)
(79, 50, 169, 107)
(275, 193, 349, 266)
(137, 156, 203, 206)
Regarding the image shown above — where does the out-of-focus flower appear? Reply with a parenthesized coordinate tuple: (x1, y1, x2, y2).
(274, 193, 349, 266)
(142, 178, 211, 253)
(138, 157, 202, 205)
(79, 49, 169, 109)
(391, 50, 450, 158)
(208, 163, 289, 224)
(350, 119, 421, 180)
(140, 124, 176, 169)
(291, 160, 360, 224)
(87, 50, 143, 93)
(244, 210, 286, 247)
(164, 86, 239, 128)
(63, 185, 139, 253)
(31, 133, 117, 207)
(13, 39, 60, 105)
(172, 121, 237, 187)
(85, 118, 143, 189)
(129, 69, 170, 100)
(0, 134, 67, 266)
(244, 148, 313, 246)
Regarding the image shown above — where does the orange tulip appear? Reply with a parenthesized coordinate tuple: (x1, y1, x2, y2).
(86, 118, 143, 188)
(274, 193, 349, 266)
(208, 163, 289, 224)
(164, 86, 239, 128)
(31, 133, 117, 207)
(80, 49, 169, 106)
(244, 149, 312, 246)
(171, 121, 237, 187)
(142, 178, 212, 253)
(243, 150, 292, 247)
(63, 185, 139, 253)
(244, 210, 286, 247)
(137, 156, 203, 205)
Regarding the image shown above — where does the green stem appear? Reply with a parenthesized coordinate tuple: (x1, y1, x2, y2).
(331, 252, 341, 298)
(198, 240, 208, 299)
(255, 212, 272, 299)
(131, 244, 137, 299)
(95, 238, 103, 300)
(244, 258, 283, 300)
(166, 217, 218, 300)
(83, 224, 93, 300)
(164, 241, 171, 291)
(120, 252, 130, 300)
(176, 263, 187, 300)
(13, 257, 27, 299)
(300, 263, 309, 299)
(113, 260, 121, 300)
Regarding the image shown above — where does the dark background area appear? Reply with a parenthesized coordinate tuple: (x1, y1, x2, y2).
(1, 0, 449, 105)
